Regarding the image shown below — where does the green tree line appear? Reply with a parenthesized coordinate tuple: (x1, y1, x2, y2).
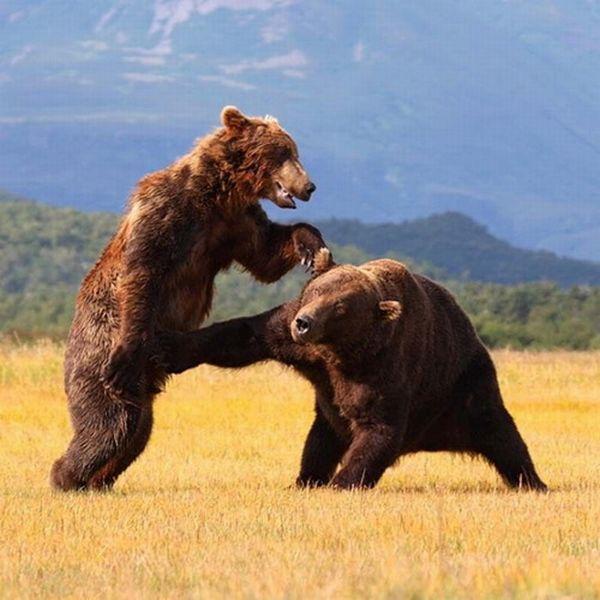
(1, 194, 599, 349)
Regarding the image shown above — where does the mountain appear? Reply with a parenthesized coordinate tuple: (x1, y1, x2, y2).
(318, 213, 600, 286)
(1, 1, 600, 261)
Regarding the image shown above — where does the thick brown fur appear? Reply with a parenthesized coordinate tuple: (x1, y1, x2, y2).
(51, 107, 325, 491)
(159, 253, 547, 491)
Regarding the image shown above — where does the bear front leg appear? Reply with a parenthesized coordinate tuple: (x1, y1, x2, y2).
(157, 301, 309, 374)
(156, 305, 292, 374)
(296, 407, 349, 488)
(330, 423, 397, 490)
(234, 205, 327, 282)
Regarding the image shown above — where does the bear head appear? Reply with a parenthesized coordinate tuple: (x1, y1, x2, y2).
(220, 106, 316, 209)
(290, 251, 402, 349)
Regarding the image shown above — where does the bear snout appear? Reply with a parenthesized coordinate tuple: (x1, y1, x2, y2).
(291, 314, 315, 343)
(301, 181, 316, 200)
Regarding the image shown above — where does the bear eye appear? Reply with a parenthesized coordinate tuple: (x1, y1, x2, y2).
(272, 145, 292, 163)
(335, 302, 347, 316)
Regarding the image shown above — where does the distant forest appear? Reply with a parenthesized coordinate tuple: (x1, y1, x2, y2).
(1, 192, 599, 349)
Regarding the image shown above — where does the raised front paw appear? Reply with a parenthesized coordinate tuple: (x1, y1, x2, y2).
(292, 225, 328, 274)
(312, 247, 335, 277)
(101, 342, 144, 397)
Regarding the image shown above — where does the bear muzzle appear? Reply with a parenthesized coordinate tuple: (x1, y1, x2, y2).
(298, 181, 317, 201)
(291, 313, 319, 343)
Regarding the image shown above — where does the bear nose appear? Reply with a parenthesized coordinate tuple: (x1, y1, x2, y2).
(305, 182, 316, 197)
(294, 315, 312, 336)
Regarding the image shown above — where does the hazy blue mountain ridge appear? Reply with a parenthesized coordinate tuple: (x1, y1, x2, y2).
(2, 1, 600, 259)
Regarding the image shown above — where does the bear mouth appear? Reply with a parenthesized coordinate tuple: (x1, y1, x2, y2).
(274, 181, 298, 209)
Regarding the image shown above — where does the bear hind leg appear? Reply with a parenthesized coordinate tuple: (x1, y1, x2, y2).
(470, 405, 547, 491)
(463, 361, 547, 491)
(51, 394, 144, 492)
(87, 404, 154, 491)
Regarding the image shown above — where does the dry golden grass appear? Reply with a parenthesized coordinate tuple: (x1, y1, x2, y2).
(0, 343, 599, 599)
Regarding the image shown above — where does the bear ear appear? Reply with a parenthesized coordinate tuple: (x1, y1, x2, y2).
(312, 248, 336, 277)
(221, 106, 250, 131)
(378, 300, 402, 321)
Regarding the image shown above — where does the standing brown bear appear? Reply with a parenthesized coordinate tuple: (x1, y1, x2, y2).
(159, 252, 547, 491)
(51, 106, 326, 491)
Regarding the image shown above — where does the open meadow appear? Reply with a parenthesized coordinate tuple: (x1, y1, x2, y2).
(0, 344, 599, 599)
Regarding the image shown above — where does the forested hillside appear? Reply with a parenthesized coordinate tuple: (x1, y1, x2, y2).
(1, 194, 599, 348)
(318, 215, 600, 286)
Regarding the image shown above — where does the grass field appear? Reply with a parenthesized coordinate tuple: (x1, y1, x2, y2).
(0, 344, 599, 599)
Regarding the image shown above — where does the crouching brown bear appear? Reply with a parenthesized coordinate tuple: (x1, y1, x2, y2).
(51, 106, 326, 491)
(159, 251, 547, 491)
